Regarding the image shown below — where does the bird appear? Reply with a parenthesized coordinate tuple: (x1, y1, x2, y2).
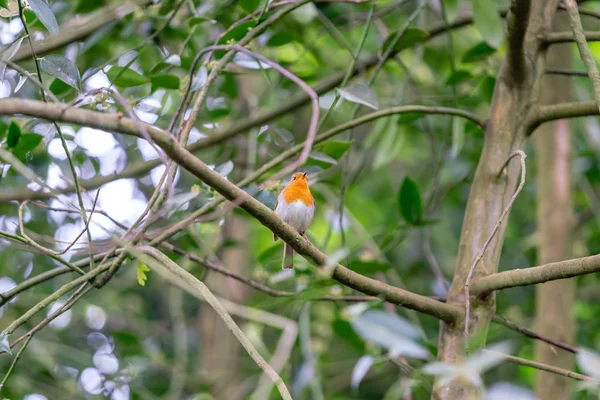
(273, 172, 315, 269)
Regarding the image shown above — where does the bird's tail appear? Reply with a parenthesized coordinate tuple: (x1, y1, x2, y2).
(282, 243, 294, 269)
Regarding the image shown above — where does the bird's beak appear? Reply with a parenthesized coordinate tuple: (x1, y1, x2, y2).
(303, 172, 307, 178)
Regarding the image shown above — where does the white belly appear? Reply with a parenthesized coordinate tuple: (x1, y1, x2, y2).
(275, 195, 314, 233)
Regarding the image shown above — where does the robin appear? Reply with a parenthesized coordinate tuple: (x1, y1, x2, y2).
(273, 172, 315, 269)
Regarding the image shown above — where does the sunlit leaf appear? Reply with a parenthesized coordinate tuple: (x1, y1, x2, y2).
(215, 160, 234, 177)
(14, 74, 27, 92)
(233, 53, 272, 70)
(29, 0, 59, 35)
(486, 383, 537, 400)
(0, 332, 10, 354)
(337, 84, 379, 110)
(40, 55, 81, 91)
(351, 310, 429, 359)
(0, 37, 23, 82)
(6, 121, 20, 148)
(191, 66, 208, 91)
(351, 355, 374, 389)
(107, 67, 148, 88)
(137, 262, 150, 286)
(472, 0, 504, 48)
(577, 349, 600, 380)
(169, 192, 199, 212)
(466, 341, 512, 372)
(398, 177, 423, 225)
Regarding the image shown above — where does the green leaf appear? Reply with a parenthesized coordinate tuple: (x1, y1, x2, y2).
(6, 122, 20, 149)
(240, 0, 260, 13)
(137, 262, 150, 286)
(40, 55, 81, 91)
(218, 21, 254, 45)
(29, 0, 59, 35)
(472, 0, 504, 48)
(462, 41, 497, 63)
(382, 28, 430, 54)
(350, 260, 392, 275)
(443, 0, 458, 23)
(445, 70, 472, 85)
(13, 133, 43, 160)
(187, 16, 213, 27)
(315, 140, 353, 160)
(398, 177, 423, 225)
(267, 31, 294, 47)
(0, 37, 24, 83)
(337, 84, 379, 110)
(107, 67, 148, 88)
(49, 78, 71, 95)
(150, 73, 180, 90)
(333, 319, 365, 352)
(0, 0, 7, 10)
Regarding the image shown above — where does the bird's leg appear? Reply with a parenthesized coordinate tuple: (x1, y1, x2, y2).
(299, 231, 310, 247)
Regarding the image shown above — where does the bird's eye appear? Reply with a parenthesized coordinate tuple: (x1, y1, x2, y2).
(293, 177, 296, 180)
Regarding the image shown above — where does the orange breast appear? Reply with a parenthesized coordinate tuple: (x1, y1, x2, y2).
(282, 183, 313, 206)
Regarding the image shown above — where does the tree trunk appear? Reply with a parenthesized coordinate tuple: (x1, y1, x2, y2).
(434, 1, 560, 398)
(534, 14, 576, 399)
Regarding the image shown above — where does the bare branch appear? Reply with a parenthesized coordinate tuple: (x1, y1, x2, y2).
(563, 0, 600, 113)
(492, 315, 578, 353)
(471, 253, 600, 295)
(487, 350, 594, 381)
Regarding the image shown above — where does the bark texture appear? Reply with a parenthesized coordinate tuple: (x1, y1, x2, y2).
(434, 1, 560, 398)
(534, 14, 576, 399)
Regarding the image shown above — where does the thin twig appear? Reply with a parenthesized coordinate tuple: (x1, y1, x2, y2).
(486, 350, 594, 381)
(564, 0, 600, 113)
(545, 67, 588, 77)
(136, 246, 294, 400)
(464, 150, 527, 337)
(0, 333, 32, 390)
(491, 315, 578, 353)
(18, 192, 100, 256)
(17, 0, 95, 270)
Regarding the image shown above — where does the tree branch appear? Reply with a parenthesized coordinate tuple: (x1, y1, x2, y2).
(0, 98, 461, 322)
(11, 1, 150, 62)
(492, 315, 578, 353)
(485, 351, 593, 381)
(0, 101, 482, 202)
(470, 254, 600, 295)
(529, 100, 598, 131)
(506, 0, 532, 85)
(543, 31, 600, 45)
